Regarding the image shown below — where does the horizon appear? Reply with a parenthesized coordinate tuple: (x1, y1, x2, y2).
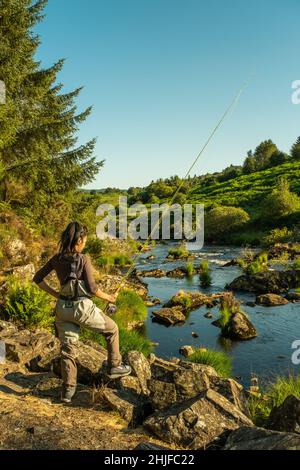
(35, 0, 300, 189)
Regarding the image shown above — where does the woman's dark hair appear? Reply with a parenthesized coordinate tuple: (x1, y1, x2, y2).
(59, 222, 88, 255)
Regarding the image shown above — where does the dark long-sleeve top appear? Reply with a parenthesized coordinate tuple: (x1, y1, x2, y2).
(33, 253, 98, 295)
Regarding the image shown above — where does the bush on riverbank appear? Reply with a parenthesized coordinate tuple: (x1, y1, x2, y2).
(167, 244, 190, 259)
(188, 348, 232, 377)
(3, 277, 54, 330)
(249, 374, 300, 427)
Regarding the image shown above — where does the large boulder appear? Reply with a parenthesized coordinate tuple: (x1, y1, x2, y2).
(267, 395, 300, 434)
(222, 425, 300, 450)
(164, 291, 222, 314)
(125, 351, 151, 395)
(256, 293, 289, 306)
(151, 307, 186, 325)
(101, 387, 150, 427)
(144, 389, 253, 449)
(3, 329, 58, 365)
(52, 341, 107, 385)
(11, 263, 35, 280)
(213, 311, 257, 340)
(147, 356, 249, 415)
(227, 270, 300, 294)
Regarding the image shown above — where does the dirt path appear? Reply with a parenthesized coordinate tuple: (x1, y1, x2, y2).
(0, 369, 166, 450)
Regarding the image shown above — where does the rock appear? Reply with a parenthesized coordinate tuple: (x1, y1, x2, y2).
(98, 274, 148, 298)
(4, 329, 58, 365)
(151, 307, 186, 325)
(223, 259, 239, 267)
(146, 255, 156, 260)
(204, 312, 213, 318)
(148, 357, 217, 411)
(191, 332, 199, 338)
(208, 376, 250, 417)
(117, 375, 142, 395)
(166, 267, 188, 278)
(164, 291, 225, 314)
(225, 311, 257, 340)
(245, 301, 256, 307)
(12, 263, 35, 280)
(256, 293, 289, 306)
(222, 425, 300, 450)
(137, 269, 166, 278)
(101, 388, 151, 427)
(267, 395, 300, 434)
(53, 341, 107, 385)
(0, 321, 18, 338)
(267, 243, 300, 261)
(6, 238, 27, 264)
(179, 345, 195, 357)
(285, 292, 300, 302)
(227, 270, 300, 294)
(144, 389, 253, 449)
(126, 351, 151, 395)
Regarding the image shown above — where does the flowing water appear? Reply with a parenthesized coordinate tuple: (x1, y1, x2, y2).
(134, 243, 300, 387)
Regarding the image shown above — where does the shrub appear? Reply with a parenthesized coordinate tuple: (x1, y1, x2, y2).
(264, 227, 294, 245)
(199, 260, 212, 287)
(3, 278, 54, 329)
(205, 206, 250, 240)
(97, 254, 133, 268)
(293, 259, 300, 270)
(188, 349, 232, 377)
(246, 253, 268, 275)
(249, 374, 300, 427)
(260, 178, 299, 221)
(170, 290, 192, 310)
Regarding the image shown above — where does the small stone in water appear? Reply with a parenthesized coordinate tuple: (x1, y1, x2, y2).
(191, 332, 199, 338)
(204, 312, 213, 319)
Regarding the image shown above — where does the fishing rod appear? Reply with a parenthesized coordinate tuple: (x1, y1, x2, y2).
(105, 77, 252, 313)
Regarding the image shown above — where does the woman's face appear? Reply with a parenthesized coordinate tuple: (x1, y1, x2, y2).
(75, 235, 87, 253)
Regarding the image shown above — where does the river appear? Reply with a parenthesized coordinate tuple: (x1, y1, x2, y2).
(133, 243, 300, 387)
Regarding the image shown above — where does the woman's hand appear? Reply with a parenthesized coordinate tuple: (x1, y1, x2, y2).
(96, 289, 118, 304)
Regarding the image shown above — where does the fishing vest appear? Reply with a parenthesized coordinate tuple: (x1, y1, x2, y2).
(59, 254, 92, 301)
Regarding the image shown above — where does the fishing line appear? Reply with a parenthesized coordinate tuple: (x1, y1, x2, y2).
(105, 76, 253, 311)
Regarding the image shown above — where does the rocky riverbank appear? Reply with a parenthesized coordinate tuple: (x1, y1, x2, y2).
(1, 320, 300, 450)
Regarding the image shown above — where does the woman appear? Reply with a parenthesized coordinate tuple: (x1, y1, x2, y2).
(33, 221, 131, 403)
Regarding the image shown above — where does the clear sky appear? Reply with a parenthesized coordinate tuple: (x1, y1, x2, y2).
(35, 0, 300, 189)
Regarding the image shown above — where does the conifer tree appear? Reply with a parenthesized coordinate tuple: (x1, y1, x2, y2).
(291, 136, 300, 161)
(0, 0, 102, 205)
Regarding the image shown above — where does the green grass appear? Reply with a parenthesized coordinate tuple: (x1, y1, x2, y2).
(80, 326, 153, 357)
(199, 260, 212, 287)
(168, 244, 190, 259)
(97, 254, 133, 268)
(187, 349, 232, 377)
(115, 289, 147, 328)
(3, 277, 55, 330)
(169, 290, 192, 310)
(189, 160, 300, 212)
(293, 259, 300, 270)
(246, 252, 268, 275)
(185, 262, 195, 277)
(249, 374, 300, 427)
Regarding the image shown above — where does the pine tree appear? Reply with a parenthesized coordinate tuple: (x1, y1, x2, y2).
(291, 136, 300, 161)
(0, 0, 103, 206)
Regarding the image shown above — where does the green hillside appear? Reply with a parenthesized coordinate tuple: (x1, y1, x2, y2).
(188, 161, 300, 214)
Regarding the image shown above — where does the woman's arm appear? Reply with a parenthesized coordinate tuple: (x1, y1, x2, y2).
(33, 256, 59, 299)
(95, 288, 117, 303)
(37, 280, 60, 299)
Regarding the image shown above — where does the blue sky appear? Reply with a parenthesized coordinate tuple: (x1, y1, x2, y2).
(35, 0, 300, 189)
